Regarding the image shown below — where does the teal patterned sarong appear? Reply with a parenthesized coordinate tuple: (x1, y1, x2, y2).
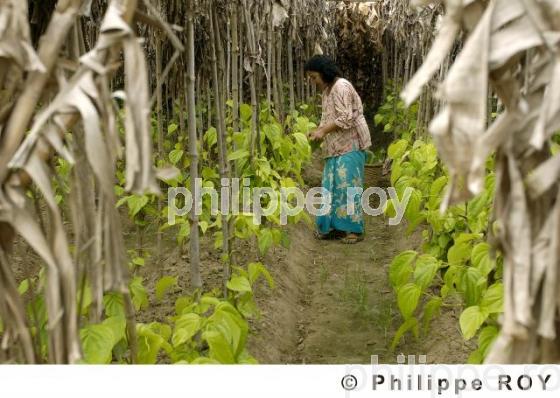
(316, 150, 365, 235)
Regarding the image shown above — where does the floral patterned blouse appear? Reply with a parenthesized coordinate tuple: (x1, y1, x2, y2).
(320, 78, 372, 158)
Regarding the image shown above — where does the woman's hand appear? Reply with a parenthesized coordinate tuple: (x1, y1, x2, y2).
(309, 121, 338, 141)
(309, 128, 325, 141)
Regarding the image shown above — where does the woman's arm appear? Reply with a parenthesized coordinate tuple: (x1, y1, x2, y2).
(310, 82, 355, 141)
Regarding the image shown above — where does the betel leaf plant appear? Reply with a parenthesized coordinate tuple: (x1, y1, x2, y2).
(132, 261, 274, 364)
(374, 81, 419, 141)
(161, 102, 316, 257)
(378, 90, 503, 363)
(17, 260, 274, 364)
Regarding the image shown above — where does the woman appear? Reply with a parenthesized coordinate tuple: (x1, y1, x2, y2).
(305, 55, 372, 244)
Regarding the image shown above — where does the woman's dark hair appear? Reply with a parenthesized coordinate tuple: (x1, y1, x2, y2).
(304, 55, 341, 84)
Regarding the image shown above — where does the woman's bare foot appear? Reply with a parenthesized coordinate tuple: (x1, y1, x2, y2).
(341, 233, 364, 244)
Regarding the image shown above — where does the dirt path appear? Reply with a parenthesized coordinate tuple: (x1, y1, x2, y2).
(249, 197, 474, 364)
(292, 216, 403, 364)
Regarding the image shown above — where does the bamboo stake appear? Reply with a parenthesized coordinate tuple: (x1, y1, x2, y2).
(287, 0, 295, 115)
(186, 0, 202, 289)
(206, 78, 212, 132)
(226, 15, 232, 102)
(296, 49, 303, 106)
(155, 24, 164, 257)
(275, 31, 284, 122)
(231, 1, 240, 137)
(238, 9, 244, 106)
(196, 70, 203, 140)
(266, 1, 273, 106)
(242, 0, 259, 160)
(210, 6, 232, 292)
